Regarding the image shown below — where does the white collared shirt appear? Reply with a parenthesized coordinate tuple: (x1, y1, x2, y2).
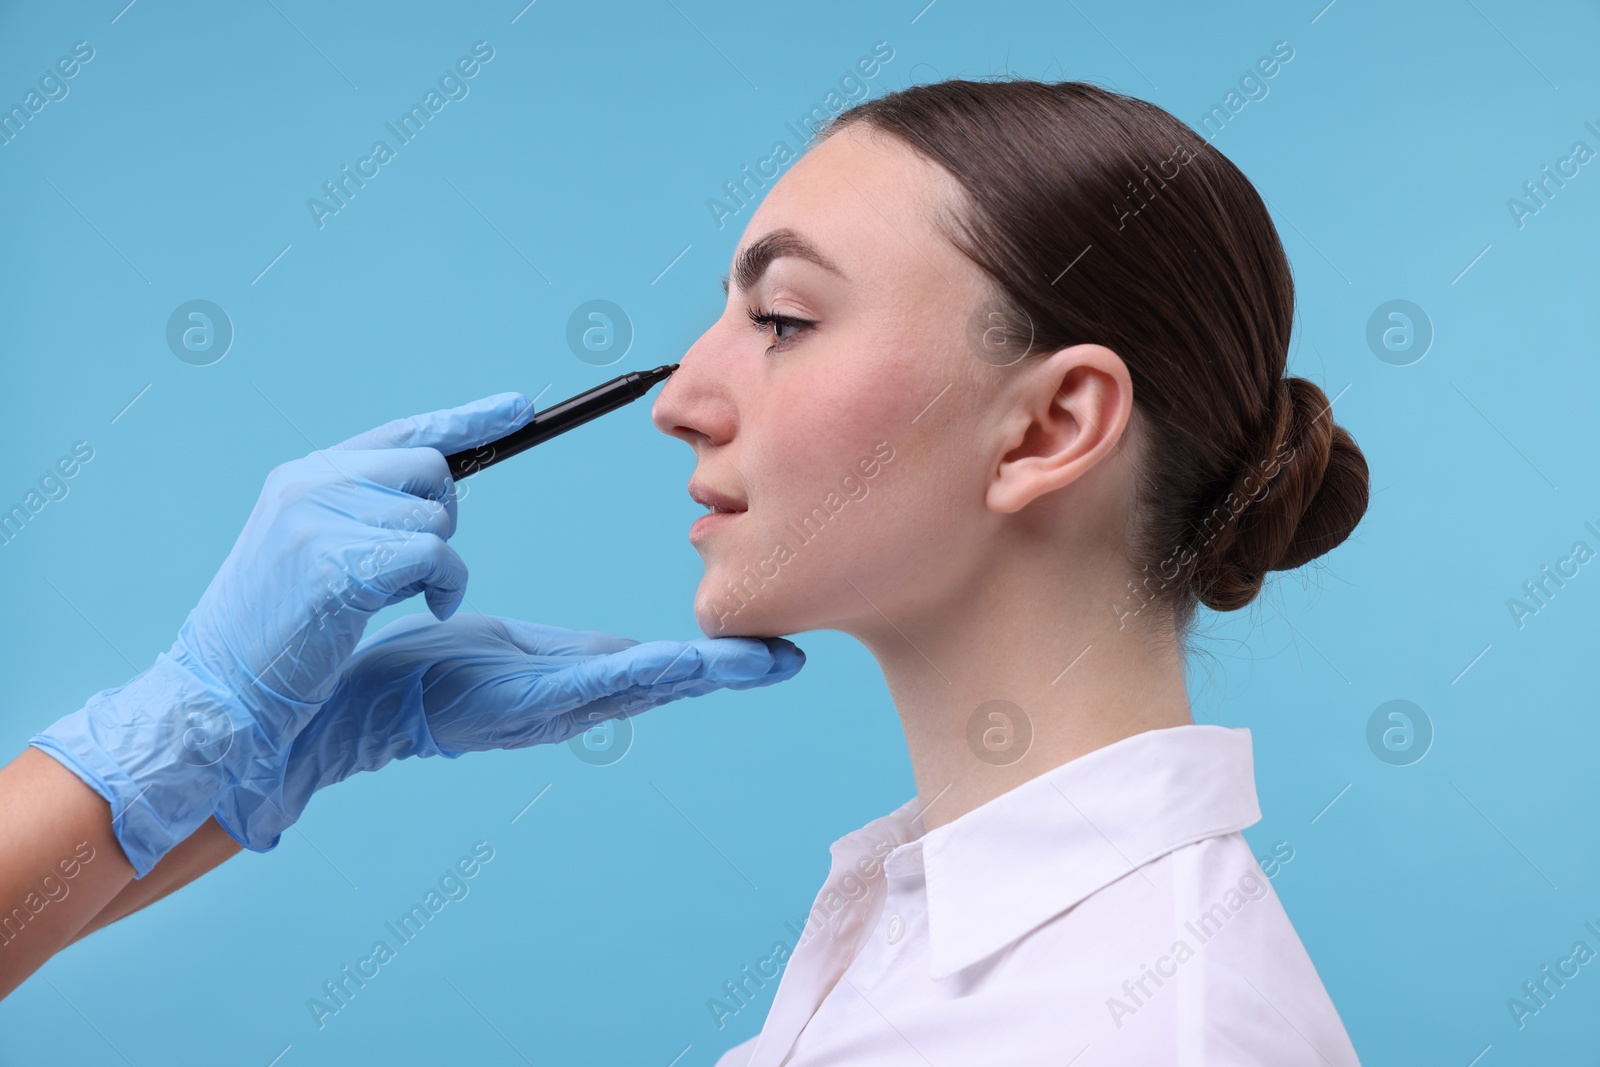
(713, 725, 1361, 1066)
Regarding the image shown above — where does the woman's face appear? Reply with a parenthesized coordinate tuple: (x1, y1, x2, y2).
(651, 123, 1018, 640)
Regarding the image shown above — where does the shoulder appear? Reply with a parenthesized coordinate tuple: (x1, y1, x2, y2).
(984, 832, 1363, 1065)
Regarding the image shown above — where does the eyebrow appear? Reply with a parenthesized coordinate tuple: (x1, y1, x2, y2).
(720, 227, 846, 296)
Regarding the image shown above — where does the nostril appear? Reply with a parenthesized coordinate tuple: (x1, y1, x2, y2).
(652, 390, 703, 443)
(648, 342, 739, 447)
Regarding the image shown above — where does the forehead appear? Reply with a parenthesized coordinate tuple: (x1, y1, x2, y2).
(738, 124, 970, 289)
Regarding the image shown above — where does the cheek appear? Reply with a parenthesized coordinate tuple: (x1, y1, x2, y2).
(753, 365, 926, 551)
(693, 389, 980, 637)
(766, 401, 884, 486)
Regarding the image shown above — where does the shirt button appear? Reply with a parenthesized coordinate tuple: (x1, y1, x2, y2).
(886, 913, 905, 945)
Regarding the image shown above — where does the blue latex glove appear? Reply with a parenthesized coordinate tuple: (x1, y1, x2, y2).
(214, 613, 805, 851)
(29, 393, 535, 877)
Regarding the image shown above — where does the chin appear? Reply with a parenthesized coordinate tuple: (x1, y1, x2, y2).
(692, 575, 798, 639)
(694, 588, 767, 638)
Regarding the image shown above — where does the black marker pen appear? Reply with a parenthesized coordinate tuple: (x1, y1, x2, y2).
(445, 363, 678, 480)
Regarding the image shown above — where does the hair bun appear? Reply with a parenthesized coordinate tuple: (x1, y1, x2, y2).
(1190, 376, 1370, 612)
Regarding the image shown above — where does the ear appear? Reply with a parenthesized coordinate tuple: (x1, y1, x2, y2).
(985, 344, 1133, 515)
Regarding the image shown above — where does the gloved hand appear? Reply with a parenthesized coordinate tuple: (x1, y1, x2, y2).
(214, 612, 805, 850)
(29, 393, 535, 877)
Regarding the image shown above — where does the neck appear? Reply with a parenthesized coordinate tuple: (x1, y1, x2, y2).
(851, 541, 1193, 832)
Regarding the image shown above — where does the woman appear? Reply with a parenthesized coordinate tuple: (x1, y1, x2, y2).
(649, 79, 1367, 1065)
(5, 76, 1367, 1063)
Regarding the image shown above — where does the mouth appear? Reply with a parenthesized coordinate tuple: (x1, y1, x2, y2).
(687, 479, 748, 514)
(687, 479, 747, 543)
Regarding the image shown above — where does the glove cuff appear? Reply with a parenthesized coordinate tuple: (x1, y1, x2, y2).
(212, 795, 286, 855)
(32, 653, 238, 878)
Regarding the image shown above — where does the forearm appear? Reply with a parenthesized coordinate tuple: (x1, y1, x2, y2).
(69, 817, 242, 944)
(0, 747, 133, 998)
(0, 747, 246, 998)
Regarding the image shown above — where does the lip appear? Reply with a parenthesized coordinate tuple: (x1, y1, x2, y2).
(687, 479, 747, 544)
(689, 508, 744, 544)
(687, 480, 747, 513)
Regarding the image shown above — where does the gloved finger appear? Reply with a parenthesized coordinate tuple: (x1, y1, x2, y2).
(680, 636, 805, 685)
(429, 636, 804, 752)
(541, 646, 791, 740)
(316, 448, 460, 536)
(330, 392, 535, 454)
(347, 532, 470, 620)
(481, 616, 641, 658)
(625, 637, 803, 702)
(541, 637, 784, 714)
(715, 636, 806, 689)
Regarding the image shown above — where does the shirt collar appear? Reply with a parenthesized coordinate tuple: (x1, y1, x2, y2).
(882, 724, 1263, 980)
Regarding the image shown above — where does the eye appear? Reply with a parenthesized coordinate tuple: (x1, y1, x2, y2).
(745, 304, 816, 354)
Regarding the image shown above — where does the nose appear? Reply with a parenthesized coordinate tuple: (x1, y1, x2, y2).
(650, 323, 738, 449)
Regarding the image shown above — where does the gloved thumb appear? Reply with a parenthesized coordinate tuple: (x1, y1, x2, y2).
(331, 392, 534, 454)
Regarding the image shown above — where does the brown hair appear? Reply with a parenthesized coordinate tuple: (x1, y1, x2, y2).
(818, 79, 1368, 637)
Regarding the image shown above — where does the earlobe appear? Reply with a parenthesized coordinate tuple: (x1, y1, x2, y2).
(985, 345, 1132, 515)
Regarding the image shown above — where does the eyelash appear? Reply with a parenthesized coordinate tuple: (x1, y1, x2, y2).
(745, 304, 816, 354)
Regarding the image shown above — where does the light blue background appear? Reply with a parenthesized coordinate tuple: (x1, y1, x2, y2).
(2, 1, 1596, 1063)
